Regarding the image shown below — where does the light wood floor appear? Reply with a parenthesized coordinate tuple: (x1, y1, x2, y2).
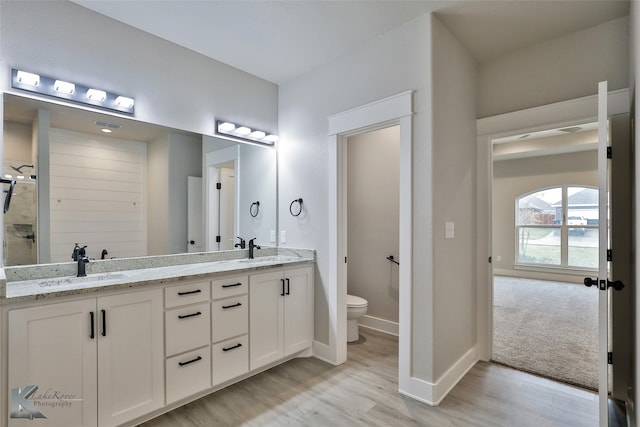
(140, 329, 598, 426)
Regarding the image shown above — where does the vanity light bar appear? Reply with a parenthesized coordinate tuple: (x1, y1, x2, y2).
(215, 120, 278, 147)
(10, 69, 135, 115)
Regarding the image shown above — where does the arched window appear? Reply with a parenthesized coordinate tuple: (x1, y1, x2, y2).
(516, 186, 598, 270)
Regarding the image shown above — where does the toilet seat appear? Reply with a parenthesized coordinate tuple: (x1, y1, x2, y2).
(347, 294, 367, 308)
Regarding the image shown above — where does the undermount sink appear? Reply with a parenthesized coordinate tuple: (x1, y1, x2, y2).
(37, 273, 126, 287)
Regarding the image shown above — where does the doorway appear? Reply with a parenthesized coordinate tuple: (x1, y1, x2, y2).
(345, 126, 400, 342)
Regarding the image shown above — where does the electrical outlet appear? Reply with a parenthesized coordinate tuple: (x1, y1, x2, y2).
(280, 230, 287, 244)
(270, 230, 276, 243)
(496, 255, 502, 262)
(445, 222, 454, 239)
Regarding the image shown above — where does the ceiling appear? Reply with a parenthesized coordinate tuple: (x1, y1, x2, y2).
(71, 0, 630, 85)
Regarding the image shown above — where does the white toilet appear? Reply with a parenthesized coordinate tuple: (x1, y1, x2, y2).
(347, 294, 368, 342)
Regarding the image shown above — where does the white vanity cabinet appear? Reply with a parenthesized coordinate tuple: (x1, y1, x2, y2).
(249, 266, 313, 371)
(7, 288, 164, 427)
(164, 280, 211, 405)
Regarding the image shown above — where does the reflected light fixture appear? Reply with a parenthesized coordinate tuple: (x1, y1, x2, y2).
(54, 80, 75, 94)
(87, 88, 107, 101)
(215, 120, 278, 147)
(11, 68, 135, 114)
(16, 70, 40, 86)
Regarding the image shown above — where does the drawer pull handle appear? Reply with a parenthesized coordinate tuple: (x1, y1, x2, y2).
(222, 343, 242, 352)
(178, 356, 202, 366)
(222, 302, 242, 309)
(286, 278, 291, 295)
(222, 282, 242, 288)
(281, 278, 285, 296)
(178, 311, 202, 319)
(178, 289, 202, 296)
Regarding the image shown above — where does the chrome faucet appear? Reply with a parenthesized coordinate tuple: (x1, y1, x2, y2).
(248, 238, 260, 259)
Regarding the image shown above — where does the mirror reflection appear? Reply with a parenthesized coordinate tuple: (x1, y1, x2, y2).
(3, 93, 277, 266)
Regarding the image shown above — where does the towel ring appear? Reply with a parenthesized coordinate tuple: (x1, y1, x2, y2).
(289, 198, 303, 217)
(250, 201, 260, 217)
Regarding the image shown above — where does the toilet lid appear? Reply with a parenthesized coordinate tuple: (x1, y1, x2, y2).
(347, 294, 368, 307)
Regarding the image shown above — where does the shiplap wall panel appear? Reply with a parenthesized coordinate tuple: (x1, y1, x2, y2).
(49, 128, 146, 262)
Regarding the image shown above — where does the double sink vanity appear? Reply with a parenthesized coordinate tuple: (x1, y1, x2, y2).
(0, 247, 314, 426)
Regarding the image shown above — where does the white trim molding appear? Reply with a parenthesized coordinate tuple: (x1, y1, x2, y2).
(359, 315, 399, 336)
(327, 90, 414, 395)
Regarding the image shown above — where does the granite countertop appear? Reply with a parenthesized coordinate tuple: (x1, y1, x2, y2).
(1, 248, 314, 304)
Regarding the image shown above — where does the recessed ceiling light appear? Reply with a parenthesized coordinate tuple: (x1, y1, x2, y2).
(101, 128, 112, 133)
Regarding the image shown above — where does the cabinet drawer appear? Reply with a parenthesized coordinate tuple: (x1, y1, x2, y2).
(212, 335, 248, 386)
(211, 275, 248, 300)
(166, 302, 211, 357)
(166, 347, 211, 405)
(165, 281, 210, 308)
(212, 295, 248, 343)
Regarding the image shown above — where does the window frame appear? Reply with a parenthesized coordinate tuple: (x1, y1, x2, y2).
(514, 185, 598, 272)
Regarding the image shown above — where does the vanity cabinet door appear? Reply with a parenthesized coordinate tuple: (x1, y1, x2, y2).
(283, 266, 314, 357)
(8, 299, 98, 427)
(249, 270, 284, 370)
(97, 289, 164, 427)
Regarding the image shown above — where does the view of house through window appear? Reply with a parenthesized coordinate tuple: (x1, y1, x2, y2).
(516, 186, 598, 269)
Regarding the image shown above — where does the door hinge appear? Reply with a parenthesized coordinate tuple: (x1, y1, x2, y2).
(607, 249, 612, 262)
(608, 352, 613, 365)
(607, 146, 612, 159)
(216, 182, 222, 190)
(216, 235, 221, 243)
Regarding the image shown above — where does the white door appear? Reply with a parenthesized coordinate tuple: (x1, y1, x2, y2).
(97, 289, 164, 427)
(8, 300, 98, 427)
(249, 270, 284, 370)
(219, 167, 236, 250)
(594, 80, 613, 426)
(283, 266, 314, 356)
(187, 176, 203, 253)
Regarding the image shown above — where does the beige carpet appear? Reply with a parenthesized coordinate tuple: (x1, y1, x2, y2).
(492, 276, 598, 390)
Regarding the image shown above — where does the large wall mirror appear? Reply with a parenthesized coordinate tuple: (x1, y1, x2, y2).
(3, 93, 277, 266)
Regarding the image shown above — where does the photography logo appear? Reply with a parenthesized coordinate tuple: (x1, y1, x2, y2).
(10, 385, 47, 419)
(11, 384, 82, 420)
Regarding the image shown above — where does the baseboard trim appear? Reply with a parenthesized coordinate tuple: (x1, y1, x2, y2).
(399, 346, 478, 406)
(359, 315, 399, 336)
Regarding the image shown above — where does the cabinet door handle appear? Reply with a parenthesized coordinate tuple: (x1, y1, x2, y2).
(222, 343, 242, 352)
(178, 311, 202, 319)
(281, 278, 285, 296)
(222, 282, 242, 288)
(178, 356, 202, 366)
(286, 278, 291, 295)
(101, 309, 106, 337)
(178, 289, 201, 296)
(90, 311, 95, 339)
(222, 302, 242, 309)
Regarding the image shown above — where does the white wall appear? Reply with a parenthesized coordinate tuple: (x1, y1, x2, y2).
(147, 135, 169, 255)
(0, 1, 277, 145)
(279, 11, 434, 373)
(347, 126, 400, 326)
(430, 15, 478, 381)
(49, 128, 146, 262)
(167, 132, 202, 254)
(279, 11, 478, 393)
(492, 150, 598, 282)
(478, 16, 629, 118)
